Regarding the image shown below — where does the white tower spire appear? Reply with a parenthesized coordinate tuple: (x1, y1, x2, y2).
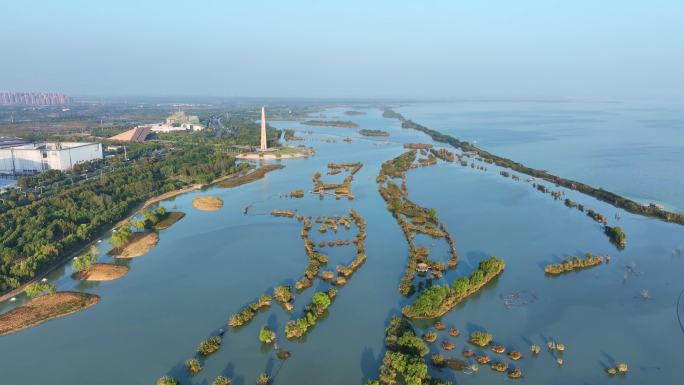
(260, 106, 267, 151)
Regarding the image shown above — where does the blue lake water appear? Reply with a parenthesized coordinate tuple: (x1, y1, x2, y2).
(397, 100, 684, 211)
(0, 105, 682, 385)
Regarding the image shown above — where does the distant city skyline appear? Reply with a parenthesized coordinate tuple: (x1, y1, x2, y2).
(1, 0, 683, 101)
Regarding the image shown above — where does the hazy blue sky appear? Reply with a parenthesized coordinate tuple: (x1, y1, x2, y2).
(1, 0, 683, 99)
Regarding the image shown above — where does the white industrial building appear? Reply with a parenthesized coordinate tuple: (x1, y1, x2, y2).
(0, 142, 103, 175)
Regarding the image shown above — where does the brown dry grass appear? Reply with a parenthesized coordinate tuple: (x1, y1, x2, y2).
(108, 232, 159, 258)
(0, 292, 100, 336)
(192, 196, 224, 211)
(154, 212, 186, 230)
(72, 263, 129, 281)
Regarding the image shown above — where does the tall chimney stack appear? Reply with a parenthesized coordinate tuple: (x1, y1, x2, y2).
(260, 106, 267, 151)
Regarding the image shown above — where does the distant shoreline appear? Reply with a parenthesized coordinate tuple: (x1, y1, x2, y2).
(382, 108, 684, 226)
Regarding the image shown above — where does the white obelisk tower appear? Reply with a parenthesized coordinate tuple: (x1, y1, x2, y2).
(260, 106, 268, 151)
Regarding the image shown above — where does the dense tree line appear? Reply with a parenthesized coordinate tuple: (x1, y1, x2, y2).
(0, 144, 241, 291)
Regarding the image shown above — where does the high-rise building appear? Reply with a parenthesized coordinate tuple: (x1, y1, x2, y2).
(0, 92, 72, 106)
(260, 106, 268, 151)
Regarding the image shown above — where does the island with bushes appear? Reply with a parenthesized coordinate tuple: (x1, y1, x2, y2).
(301, 120, 359, 128)
(359, 129, 389, 137)
(544, 253, 604, 275)
(402, 256, 505, 318)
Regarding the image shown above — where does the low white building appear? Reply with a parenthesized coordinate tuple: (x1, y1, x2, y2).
(146, 110, 205, 133)
(0, 142, 103, 175)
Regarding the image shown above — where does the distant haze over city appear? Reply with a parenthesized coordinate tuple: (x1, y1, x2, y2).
(1, 0, 683, 100)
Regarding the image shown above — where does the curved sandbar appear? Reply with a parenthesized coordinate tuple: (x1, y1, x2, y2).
(192, 196, 224, 211)
(108, 232, 159, 258)
(72, 263, 129, 281)
(0, 292, 100, 336)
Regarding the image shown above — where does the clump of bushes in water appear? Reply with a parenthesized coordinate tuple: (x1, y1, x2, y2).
(364, 316, 449, 385)
(423, 331, 437, 343)
(185, 358, 202, 375)
(25, 281, 56, 297)
(212, 376, 231, 385)
(604, 225, 626, 248)
(229, 294, 272, 327)
(289, 189, 305, 198)
(429, 148, 455, 162)
(274, 285, 293, 311)
(544, 253, 604, 275)
(257, 373, 270, 385)
(271, 209, 295, 217)
(197, 336, 222, 356)
(259, 326, 276, 344)
(359, 129, 390, 137)
(402, 257, 505, 318)
(469, 331, 493, 347)
(284, 290, 336, 339)
(157, 376, 179, 385)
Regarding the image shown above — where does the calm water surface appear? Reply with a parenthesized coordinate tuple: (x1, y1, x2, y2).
(0, 106, 682, 385)
(397, 100, 684, 211)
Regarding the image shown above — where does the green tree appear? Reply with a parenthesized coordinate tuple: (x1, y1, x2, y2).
(453, 277, 470, 295)
(26, 282, 56, 297)
(111, 225, 133, 248)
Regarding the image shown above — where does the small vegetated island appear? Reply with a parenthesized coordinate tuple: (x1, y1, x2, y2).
(383, 108, 684, 226)
(301, 120, 359, 128)
(544, 253, 604, 275)
(402, 256, 505, 318)
(359, 129, 390, 137)
(218, 164, 284, 189)
(344, 110, 366, 116)
(72, 246, 128, 281)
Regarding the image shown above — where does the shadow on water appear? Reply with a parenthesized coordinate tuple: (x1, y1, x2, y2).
(360, 307, 403, 383)
(219, 362, 243, 385)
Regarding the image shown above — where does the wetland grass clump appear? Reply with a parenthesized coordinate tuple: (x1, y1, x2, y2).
(197, 336, 222, 357)
(259, 326, 276, 344)
(211, 376, 231, 385)
(185, 358, 202, 375)
(157, 376, 179, 385)
(469, 331, 493, 347)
